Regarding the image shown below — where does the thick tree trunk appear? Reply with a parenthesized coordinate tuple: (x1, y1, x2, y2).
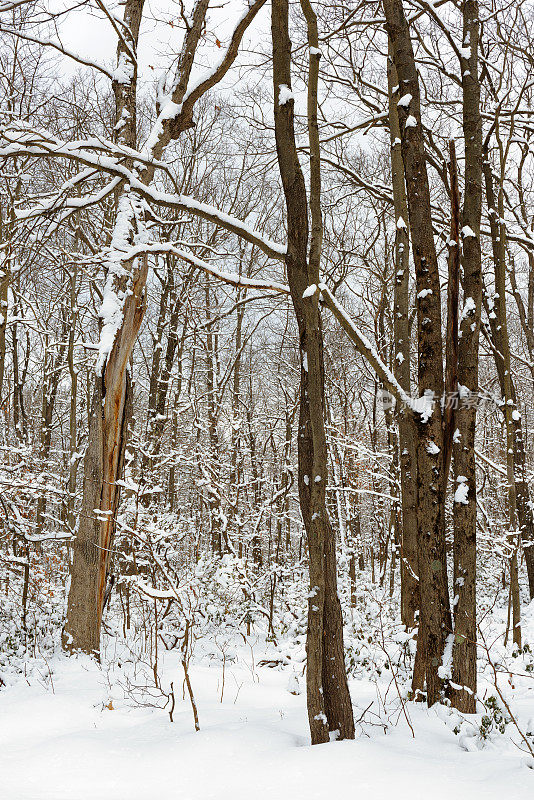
(63, 0, 147, 654)
(384, 0, 451, 706)
(63, 279, 143, 655)
(62, 0, 268, 653)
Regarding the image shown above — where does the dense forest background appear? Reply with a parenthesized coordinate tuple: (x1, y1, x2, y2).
(0, 1, 533, 792)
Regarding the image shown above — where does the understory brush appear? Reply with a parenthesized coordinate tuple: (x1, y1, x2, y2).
(1, 550, 533, 764)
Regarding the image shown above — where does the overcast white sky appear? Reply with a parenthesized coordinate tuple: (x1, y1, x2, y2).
(55, 0, 270, 91)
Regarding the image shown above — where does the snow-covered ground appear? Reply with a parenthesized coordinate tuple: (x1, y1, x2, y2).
(1, 629, 533, 800)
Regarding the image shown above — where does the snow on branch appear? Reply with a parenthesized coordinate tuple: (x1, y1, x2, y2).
(96, 189, 147, 374)
(16, 176, 121, 223)
(0, 127, 287, 261)
(143, 0, 268, 165)
(0, 25, 115, 79)
(112, 241, 290, 294)
(319, 283, 415, 411)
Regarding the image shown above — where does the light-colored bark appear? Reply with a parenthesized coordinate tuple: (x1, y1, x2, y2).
(64, 0, 267, 654)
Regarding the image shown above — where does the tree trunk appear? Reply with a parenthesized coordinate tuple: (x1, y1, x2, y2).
(272, 0, 354, 743)
(451, 0, 482, 713)
(0, 215, 8, 405)
(482, 157, 534, 602)
(66, 263, 79, 535)
(387, 45, 419, 629)
(482, 150, 522, 647)
(63, 0, 147, 654)
(204, 280, 224, 554)
(384, 0, 451, 706)
(62, 0, 268, 653)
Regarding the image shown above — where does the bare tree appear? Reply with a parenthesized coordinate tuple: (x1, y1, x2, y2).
(272, 0, 354, 743)
(384, 0, 451, 705)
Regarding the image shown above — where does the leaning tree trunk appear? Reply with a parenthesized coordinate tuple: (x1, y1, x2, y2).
(384, 0, 451, 706)
(63, 0, 148, 654)
(63, 0, 268, 654)
(272, 0, 354, 743)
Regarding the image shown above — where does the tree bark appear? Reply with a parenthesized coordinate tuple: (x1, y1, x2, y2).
(387, 45, 419, 629)
(384, 0, 451, 706)
(482, 156, 534, 601)
(272, 0, 354, 743)
(63, 0, 267, 654)
(482, 152, 522, 647)
(451, 0, 482, 713)
(63, 0, 148, 654)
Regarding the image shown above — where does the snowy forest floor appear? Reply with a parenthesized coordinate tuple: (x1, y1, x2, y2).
(2, 579, 534, 800)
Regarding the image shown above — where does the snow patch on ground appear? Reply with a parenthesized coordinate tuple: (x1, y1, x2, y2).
(1, 633, 533, 800)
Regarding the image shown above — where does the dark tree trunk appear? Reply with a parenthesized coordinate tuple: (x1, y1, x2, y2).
(451, 0, 483, 714)
(387, 45, 419, 629)
(483, 160, 534, 601)
(384, 0, 451, 706)
(272, 0, 354, 743)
